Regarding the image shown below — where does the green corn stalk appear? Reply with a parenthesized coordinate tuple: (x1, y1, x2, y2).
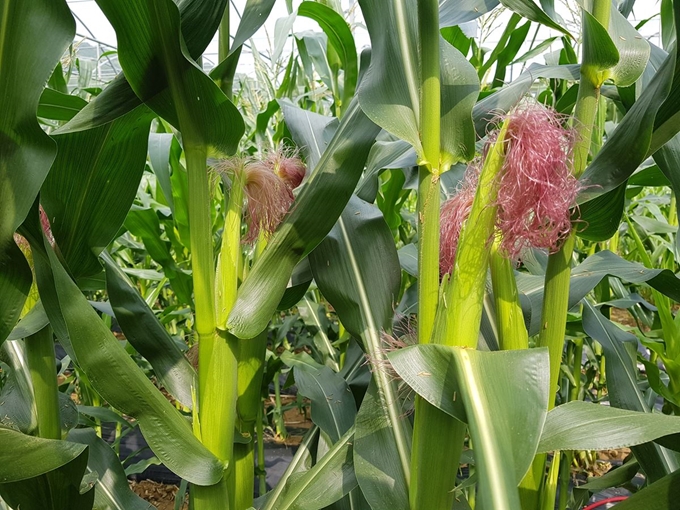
(25, 326, 60, 440)
(533, 2, 612, 509)
(489, 239, 529, 351)
(408, 1, 450, 508)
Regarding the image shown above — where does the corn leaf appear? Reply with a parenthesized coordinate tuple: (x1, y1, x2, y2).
(0, 0, 74, 345)
(357, 0, 479, 168)
(298, 1, 358, 110)
(41, 107, 154, 278)
(582, 301, 680, 481)
(389, 345, 550, 510)
(282, 352, 356, 443)
(439, 0, 499, 28)
(580, 3, 680, 202)
(94, 0, 243, 153)
(309, 196, 410, 510)
(102, 251, 196, 409)
(500, 0, 571, 37)
(59, 0, 229, 134)
(266, 427, 358, 510)
(611, 470, 680, 510)
(23, 210, 224, 486)
(517, 250, 680, 336)
(68, 428, 155, 510)
(538, 401, 680, 452)
(0, 441, 94, 510)
(0, 427, 86, 483)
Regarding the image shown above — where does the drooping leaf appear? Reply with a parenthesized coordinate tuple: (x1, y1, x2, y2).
(499, 0, 571, 37)
(278, 99, 338, 170)
(439, 0, 500, 28)
(0, 442, 95, 510)
(608, 6, 650, 87)
(0, 0, 74, 244)
(209, 0, 277, 84)
(517, 251, 680, 336)
(23, 211, 224, 486)
(473, 63, 580, 135)
(0, 427, 86, 483)
(357, 139, 416, 202)
(38, 89, 88, 122)
(102, 252, 196, 409)
(227, 99, 380, 339)
(94, 0, 243, 153)
(582, 301, 680, 480)
(41, 107, 154, 278)
(611, 470, 680, 510)
(0, 0, 73, 347)
(68, 428, 154, 510)
(281, 352, 356, 443)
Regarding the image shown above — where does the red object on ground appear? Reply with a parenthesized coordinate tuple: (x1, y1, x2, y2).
(583, 496, 629, 510)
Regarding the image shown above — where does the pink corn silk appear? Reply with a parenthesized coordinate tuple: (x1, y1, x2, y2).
(438, 103, 580, 274)
(496, 104, 580, 260)
(214, 157, 295, 244)
(241, 159, 294, 244)
(439, 164, 480, 276)
(266, 148, 306, 191)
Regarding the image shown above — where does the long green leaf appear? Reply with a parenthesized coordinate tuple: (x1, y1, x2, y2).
(500, 0, 571, 37)
(59, 0, 229, 134)
(0, 0, 73, 243)
(41, 107, 154, 278)
(439, 0, 499, 28)
(267, 427, 358, 510)
(0, 427, 86, 483)
(281, 352, 356, 443)
(0, 444, 94, 510)
(0, 0, 73, 346)
(102, 251, 196, 409)
(517, 250, 680, 336)
(94, 0, 243, 153)
(209, 0, 277, 81)
(538, 401, 680, 452)
(38, 89, 88, 122)
(309, 195, 410, 510)
(24, 212, 224, 486)
(611, 470, 680, 510)
(580, 4, 680, 202)
(582, 301, 680, 481)
(389, 345, 550, 491)
(227, 99, 380, 339)
(298, 1, 358, 110)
